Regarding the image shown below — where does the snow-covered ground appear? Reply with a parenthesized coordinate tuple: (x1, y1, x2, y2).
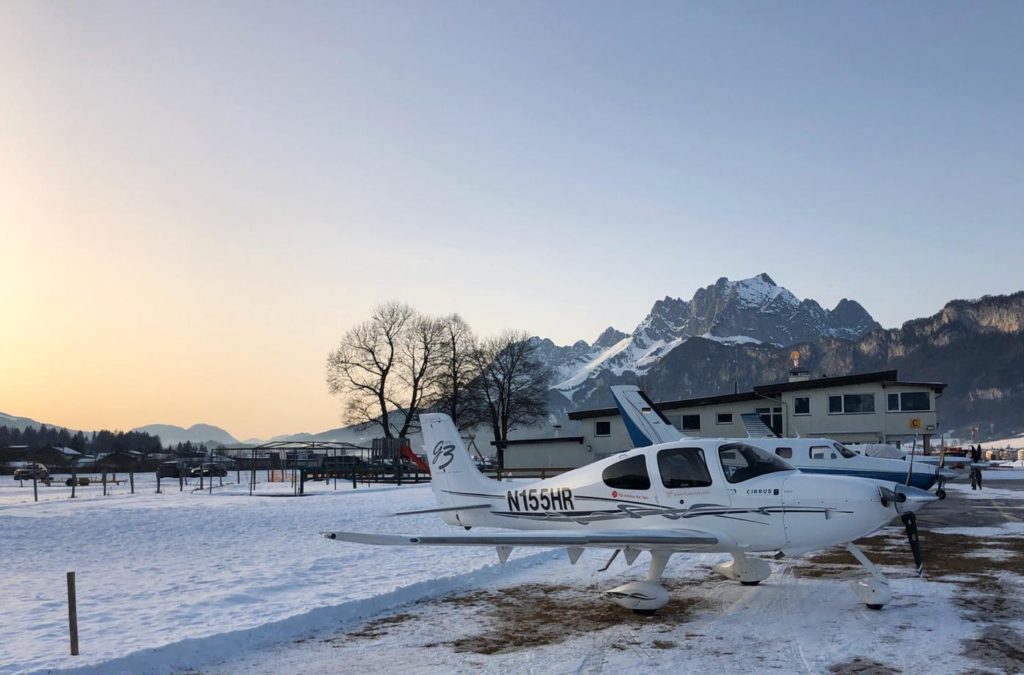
(2, 473, 1023, 674)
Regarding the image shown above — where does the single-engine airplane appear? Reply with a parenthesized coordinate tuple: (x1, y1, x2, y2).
(611, 385, 953, 497)
(324, 413, 936, 614)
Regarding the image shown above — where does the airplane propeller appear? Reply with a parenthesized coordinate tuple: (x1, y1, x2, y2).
(901, 511, 924, 576)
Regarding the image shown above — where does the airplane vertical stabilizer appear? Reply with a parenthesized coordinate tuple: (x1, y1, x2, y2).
(611, 385, 686, 447)
(420, 413, 498, 516)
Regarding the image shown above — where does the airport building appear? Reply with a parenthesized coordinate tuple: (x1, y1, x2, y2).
(501, 369, 946, 469)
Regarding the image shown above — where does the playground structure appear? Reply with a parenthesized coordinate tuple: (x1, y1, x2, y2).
(215, 438, 432, 496)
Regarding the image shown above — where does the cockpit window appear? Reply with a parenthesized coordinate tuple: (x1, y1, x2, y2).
(834, 442, 857, 459)
(602, 455, 651, 491)
(657, 447, 713, 489)
(718, 443, 793, 483)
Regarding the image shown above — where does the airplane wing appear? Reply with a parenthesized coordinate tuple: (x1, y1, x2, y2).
(322, 528, 720, 550)
(610, 385, 686, 447)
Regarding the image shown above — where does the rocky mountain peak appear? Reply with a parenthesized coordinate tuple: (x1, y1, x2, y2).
(539, 274, 883, 401)
(593, 326, 628, 348)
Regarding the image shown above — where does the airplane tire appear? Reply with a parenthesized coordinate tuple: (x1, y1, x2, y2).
(936, 488, 946, 500)
(740, 581, 761, 586)
(632, 609, 657, 616)
(866, 604, 884, 610)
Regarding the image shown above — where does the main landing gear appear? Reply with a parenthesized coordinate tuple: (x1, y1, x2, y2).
(602, 550, 773, 614)
(602, 550, 671, 614)
(712, 551, 772, 586)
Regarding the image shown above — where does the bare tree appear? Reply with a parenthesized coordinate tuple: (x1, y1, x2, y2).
(389, 313, 447, 438)
(432, 314, 486, 431)
(325, 302, 444, 439)
(474, 330, 552, 471)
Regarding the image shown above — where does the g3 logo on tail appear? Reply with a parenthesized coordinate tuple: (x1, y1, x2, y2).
(432, 441, 456, 471)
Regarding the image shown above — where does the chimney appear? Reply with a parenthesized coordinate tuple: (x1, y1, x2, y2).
(788, 350, 809, 382)
(789, 368, 810, 383)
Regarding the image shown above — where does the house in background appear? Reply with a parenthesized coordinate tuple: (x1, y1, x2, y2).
(503, 370, 946, 469)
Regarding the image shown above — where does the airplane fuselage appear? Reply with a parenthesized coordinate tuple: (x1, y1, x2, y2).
(442, 439, 904, 555)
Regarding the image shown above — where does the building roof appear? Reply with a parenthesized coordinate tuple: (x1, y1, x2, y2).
(567, 369, 947, 421)
(754, 369, 945, 395)
(491, 436, 584, 448)
(568, 392, 761, 420)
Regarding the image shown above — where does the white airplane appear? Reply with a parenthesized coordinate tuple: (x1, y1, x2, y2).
(611, 385, 952, 497)
(324, 413, 936, 614)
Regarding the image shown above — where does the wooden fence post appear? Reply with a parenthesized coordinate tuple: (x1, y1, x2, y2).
(67, 572, 79, 656)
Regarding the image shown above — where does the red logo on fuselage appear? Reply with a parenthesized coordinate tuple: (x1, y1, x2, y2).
(611, 490, 618, 498)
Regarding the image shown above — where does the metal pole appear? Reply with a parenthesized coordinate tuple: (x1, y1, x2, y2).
(32, 447, 38, 502)
(67, 572, 79, 656)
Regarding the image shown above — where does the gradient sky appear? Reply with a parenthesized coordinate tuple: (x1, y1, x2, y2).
(1, 2, 1022, 440)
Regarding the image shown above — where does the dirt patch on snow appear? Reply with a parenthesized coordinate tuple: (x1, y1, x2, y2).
(828, 657, 901, 674)
(440, 583, 706, 655)
(798, 527, 1024, 673)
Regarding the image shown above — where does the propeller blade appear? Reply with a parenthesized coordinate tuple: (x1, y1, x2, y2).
(901, 512, 924, 576)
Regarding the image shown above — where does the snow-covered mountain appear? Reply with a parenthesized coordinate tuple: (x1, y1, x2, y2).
(132, 424, 238, 447)
(534, 274, 879, 402)
(0, 412, 51, 431)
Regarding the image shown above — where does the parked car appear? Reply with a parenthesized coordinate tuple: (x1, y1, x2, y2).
(321, 455, 371, 474)
(13, 463, 50, 481)
(156, 461, 184, 478)
(190, 463, 227, 477)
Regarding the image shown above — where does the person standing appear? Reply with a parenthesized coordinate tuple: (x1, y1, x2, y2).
(970, 444, 983, 490)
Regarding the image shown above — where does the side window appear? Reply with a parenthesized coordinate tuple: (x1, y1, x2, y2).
(602, 455, 651, 490)
(794, 397, 810, 415)
(716, 412, 733, 425)
(682, 414, 701, 431)
(657, 448, 713, 489)
(595, 421, 611, 437)
(810, 445, 834, 460)
(828, 396, 842, 413)
(718, 443, 792, 483)
(776, 447, 793, 459)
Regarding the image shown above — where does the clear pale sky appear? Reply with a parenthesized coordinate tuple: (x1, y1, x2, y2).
(1, 2, 1022, 439)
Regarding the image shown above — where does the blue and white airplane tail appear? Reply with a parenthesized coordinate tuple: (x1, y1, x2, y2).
(420, 413, 497, 525)
(610, 385, 687, 447)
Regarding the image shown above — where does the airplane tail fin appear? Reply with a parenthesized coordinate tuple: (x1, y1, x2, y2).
(420, 413, 498, 524)
(610, 385, 685, 447)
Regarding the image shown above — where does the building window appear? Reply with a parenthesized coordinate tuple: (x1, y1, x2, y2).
(756, 407, 783, 436)
(595, 421, 611, 437)
(828, 394, 875, 414)
(716, 412, 733, 425)
(681, 414, 701, 431)
(794, 397, 810, 415)
(602, 455, 651, 490)
(667, 415, 683, 431)
(888, 392, 930, 412)
(657, 447, 713, 488)
(776, 447, 793, 459)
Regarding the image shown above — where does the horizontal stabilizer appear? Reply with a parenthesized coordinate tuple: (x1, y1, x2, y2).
(322, 528, 719, 549)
